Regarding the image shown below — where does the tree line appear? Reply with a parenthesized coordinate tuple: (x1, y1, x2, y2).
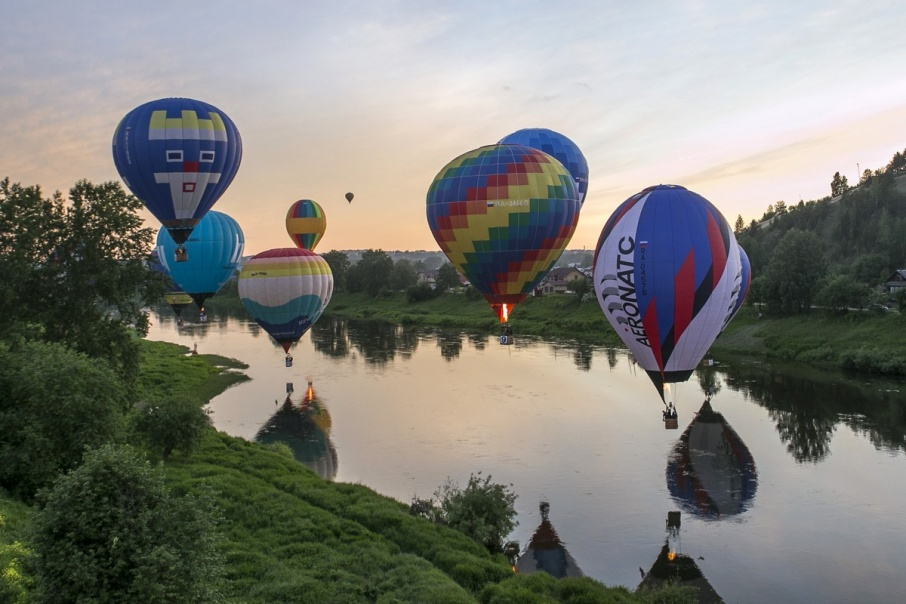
(735, 146, 906, 315)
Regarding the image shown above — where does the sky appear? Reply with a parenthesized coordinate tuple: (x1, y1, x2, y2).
(3, 0, 906, 255)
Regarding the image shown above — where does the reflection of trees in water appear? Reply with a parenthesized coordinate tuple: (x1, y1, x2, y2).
(310, 318, 420, 365)
(466, 332, 487, 351)
(573, 342, 593, 372)
(310, 317, 349, 358)
(718, 359, 906, 461)
(695, 363, 721, 398)
(606, 347, 618, 370)
(433, 330, 462, 361)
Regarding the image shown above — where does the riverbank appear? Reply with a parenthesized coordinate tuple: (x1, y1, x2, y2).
(320, 291, 906, 375)
(2, 338, 688, 603)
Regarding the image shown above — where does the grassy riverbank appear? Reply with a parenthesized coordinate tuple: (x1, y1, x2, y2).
(323, 291, 906, 375)
(2, 338, 687, 603)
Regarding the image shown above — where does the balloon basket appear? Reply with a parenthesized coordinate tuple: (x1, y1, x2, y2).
(664, 417, 679, 430)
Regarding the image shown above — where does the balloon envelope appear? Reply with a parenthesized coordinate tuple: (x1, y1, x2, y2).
(725, 246, 751, 326)
(499, 128, 589, 206)
(238, 248, 333, 353)
(426, 144, 580, 323)
(156, 211, 245, 309)
(345, 192, 354, 203)
(285, 199, 327, 251)
(112, 97, 242, 244)
(592, 185, 740, 397)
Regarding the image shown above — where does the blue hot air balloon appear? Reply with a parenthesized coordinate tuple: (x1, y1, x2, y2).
(156, 211, 245, 312)
(112, 97, 242, 257)
(593, 185, 741, 405)
(499, 128, 589, 206)
(725, 246, 751, 326)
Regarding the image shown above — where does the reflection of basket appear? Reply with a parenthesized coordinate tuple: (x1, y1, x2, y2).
(665, 418, 679, 430)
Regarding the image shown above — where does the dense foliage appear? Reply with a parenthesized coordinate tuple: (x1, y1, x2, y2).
(736, 148, 906, 316)
(0, 339, 128, 499)
(132, 395, 213, 460)
(0, 178, 166, 388)
(29, 444, 223, 603)
(410, 473, 519, 555)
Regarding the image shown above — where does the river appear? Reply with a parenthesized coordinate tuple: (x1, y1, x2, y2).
(147, 307, 906, 603)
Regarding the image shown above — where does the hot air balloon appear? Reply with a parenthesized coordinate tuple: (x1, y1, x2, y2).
(156, 211, 245, 317)
(724, 245, 751, 327)
(148, 249, 194, 322)
(238, 248, 333, 366)
(112, 97, 242, 261)
(592, 185, 741, 409)
(427, 144, 580, 326)
(285, 199, 326, 251)
(499, 128, 589, 207)
(345, 192, 354, 203)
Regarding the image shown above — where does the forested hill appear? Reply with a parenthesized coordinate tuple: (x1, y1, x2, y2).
(736, 151, 906, 290)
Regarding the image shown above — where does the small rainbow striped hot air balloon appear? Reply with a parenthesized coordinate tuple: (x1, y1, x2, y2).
(426, 144, 580, 325)
(238, 248, 333, 366)
(285, 200, 326, 251)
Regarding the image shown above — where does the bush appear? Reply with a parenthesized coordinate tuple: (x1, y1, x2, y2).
(411, 473, 518, 554)
(0, 339, 128, 499)
(132, 395, 212, 460)
(28, 444, 224, 603)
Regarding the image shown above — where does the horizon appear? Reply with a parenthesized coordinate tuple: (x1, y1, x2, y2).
(4, 1, 905, 255)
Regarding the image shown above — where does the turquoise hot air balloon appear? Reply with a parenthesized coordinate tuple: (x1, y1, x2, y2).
(238, 248, 333, 366)
(112, 97, 242, 260)
(155, 211, 245, 313)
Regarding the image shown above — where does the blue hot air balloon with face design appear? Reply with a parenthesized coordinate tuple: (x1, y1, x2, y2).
(112, 97, 242, 259)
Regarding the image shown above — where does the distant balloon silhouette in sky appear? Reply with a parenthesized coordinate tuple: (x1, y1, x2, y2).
(427, 143, 580, 324)
(112, 97, 242, 254)
(345, 192, 354, 203)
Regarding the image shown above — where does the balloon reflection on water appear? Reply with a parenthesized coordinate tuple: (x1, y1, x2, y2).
(666, 399, 758, 519)
(254, 381, 338, 481)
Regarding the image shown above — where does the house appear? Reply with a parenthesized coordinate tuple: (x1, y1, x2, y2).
(536, 267, 587, 295)
(884, 270, 906, 295)
(417, 270, 438, 288)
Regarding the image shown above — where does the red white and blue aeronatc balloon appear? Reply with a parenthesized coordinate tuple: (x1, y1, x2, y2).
(724, 245, 751, 328)
(112, 97, 242, 246)
(498, 128, 589, 206)
(593, 185, 741, 400)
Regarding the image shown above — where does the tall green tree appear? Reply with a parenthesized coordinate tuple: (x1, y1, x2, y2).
(830, 171, 849, 197)
(762, 229, 825, 315)
(346, 249, 393, 297)
(390, 258, 419, 291)
(321, 250, 350, 292)
(0, 178, 165, 386)
(0, 339, 128, 499)
(435, 262, 462, 292)
(29, 444, 223, 604)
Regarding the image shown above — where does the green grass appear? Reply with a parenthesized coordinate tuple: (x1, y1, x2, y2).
(137, 339, 250, 401)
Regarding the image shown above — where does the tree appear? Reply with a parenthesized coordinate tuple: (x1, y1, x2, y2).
(814, 274, 871, 314)
(734, 214, 745, 234)
(830, 171, 850, 197)
(132, 396, 212, 460)
(29, 444, 223, 603)
(321, 250, 350, 292)
(762, 229, 825, 315)
(390, 258, 418, 291)
(346, 249, 393, 297)
(435, 262, 462, 292)
(0, 178, 166, 387)
(773, 200, 787, 215)
(0, 339, 128, 499)
(409, 473, 517, 554)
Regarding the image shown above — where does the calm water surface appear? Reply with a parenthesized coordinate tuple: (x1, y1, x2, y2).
(147, 308, 906, 603)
